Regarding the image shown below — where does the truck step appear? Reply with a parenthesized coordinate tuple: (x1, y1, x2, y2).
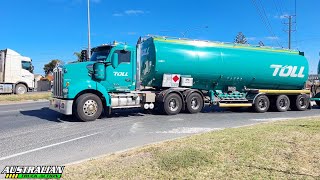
(219, 103, 252, 108)
(111, 105, 142, 109)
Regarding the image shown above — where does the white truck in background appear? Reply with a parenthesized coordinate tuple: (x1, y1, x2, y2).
(0, 49, 35, 94)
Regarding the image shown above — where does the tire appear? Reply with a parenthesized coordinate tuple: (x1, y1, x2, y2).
(316, 101, 320, 107)
(275, 95, 290, 112)
(290, 94, 309, 111)
(74, 93, 103, 122)
(163, 93, 182, 115)
(186, 92, 204, 114)
(15, 84, 27, 94)
(253, 95, 270, 113)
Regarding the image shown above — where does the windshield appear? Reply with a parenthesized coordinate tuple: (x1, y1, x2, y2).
(90, 46, 112, 62)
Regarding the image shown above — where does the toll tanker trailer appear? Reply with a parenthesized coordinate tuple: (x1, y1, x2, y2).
(50, 36, 310, 121)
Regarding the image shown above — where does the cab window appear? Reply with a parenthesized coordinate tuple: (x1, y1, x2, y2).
(114, 50, 131, 64)
(22, 61, 31, 70)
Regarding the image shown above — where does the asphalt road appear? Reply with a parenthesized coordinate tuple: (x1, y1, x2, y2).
(0, 101, 319, 170)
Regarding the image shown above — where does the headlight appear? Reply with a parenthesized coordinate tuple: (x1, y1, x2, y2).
(63, 88, 68, 94)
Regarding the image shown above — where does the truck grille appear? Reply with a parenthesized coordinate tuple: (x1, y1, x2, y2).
(53, 68, 63, 98)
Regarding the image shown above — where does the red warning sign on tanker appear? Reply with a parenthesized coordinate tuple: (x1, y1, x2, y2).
(172, 75, 180, 82)
(162, 74, 181, 87)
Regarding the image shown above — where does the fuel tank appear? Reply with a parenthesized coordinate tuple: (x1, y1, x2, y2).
(140, 37, 309, 91)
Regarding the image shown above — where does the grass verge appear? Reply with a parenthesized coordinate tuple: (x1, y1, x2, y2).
(0, 92, 51, 103)
(64, 117, 320, 179)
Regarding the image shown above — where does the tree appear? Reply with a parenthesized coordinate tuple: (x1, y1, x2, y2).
(74, 52, 82, 62)
(74, 50, 88, 62)
(43, 59, 61, 75)
(234, 32, 248, 44)
(258, 41, 265, 46)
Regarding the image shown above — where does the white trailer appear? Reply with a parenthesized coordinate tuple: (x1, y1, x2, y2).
(0, 49, 35, 94)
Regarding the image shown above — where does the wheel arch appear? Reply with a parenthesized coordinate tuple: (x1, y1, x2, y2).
(183, 89, 205, 106)
(15, 81, 29, 90)
(157, 88, 185, 110)
(73, 89, 107, 110)
(247, 92, 266, 104)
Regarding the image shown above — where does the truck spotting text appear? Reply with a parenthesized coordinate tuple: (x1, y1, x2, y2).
(50, 35, 313, 122)
(270, 64, 305, 78)
(113, 72, 128, 76)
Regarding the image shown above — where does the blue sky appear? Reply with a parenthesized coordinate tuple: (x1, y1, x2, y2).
(0, 0, 319, 75)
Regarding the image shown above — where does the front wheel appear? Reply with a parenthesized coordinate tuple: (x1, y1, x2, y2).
(74, 93, 103, 121)
(15, 84, 27, 94)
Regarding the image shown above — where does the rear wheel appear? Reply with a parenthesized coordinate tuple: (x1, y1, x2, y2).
(316, 101, 320, 107)
(15, 84, 27, 94)
(163, 93, 182, 115)
(253, 95, 269, 113)
(74, 93, 103, 121)
(275, 95, 290, 112)
(290, 94, 309, 111)
(186, 92, 204, 114)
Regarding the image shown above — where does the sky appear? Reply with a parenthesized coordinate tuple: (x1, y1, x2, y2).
(0, 0, 319, 75)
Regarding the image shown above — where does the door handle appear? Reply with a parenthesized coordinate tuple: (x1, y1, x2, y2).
(125, 78, 131, 82)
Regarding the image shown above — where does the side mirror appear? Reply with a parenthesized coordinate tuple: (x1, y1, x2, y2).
(93, 62, 105, 81)
(112, 53, 119, 68)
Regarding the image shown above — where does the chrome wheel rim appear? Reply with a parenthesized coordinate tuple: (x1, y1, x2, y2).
(169, 99, 179, 112)
(17, 87, 26, 94)
(279, 98, 288, 110)
(191, 97, 200, 110)
(83, 100, 98, 116)
(298, 97, 307, 108)
(258, 99, 267, 110)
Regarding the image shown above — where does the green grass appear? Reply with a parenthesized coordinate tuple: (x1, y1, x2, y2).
(0, 92, 51, 103)
(64, 117, 320, 180)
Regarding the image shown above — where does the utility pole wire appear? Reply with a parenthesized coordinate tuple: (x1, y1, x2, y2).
(251, 0, 282, 47)
(278, 0, 286, 15)
(272, 0, 282, 18)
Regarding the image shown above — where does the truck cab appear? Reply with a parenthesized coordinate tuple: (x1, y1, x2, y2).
(90, 44, 136, 92)
(0, 49, 34, 94)
(50, 43, 142, 121)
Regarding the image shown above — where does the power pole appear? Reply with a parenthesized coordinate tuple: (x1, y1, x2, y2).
(87, 0, 91, 59)
(283, 15, 296, 49)
(288, 15, 292, 49)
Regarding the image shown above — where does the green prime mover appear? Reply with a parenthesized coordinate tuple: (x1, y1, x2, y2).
(50, 36, 310, 121)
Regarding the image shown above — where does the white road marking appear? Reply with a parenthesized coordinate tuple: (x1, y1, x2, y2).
(129, 122, 144, 133)
(250, 117, 293, 121)
(167, 118, 184, 122)
(154, 127, 221, 134)
(0, 132, 100, 161)
(0, 109, 22, 114)
(0, 100, 48, 106)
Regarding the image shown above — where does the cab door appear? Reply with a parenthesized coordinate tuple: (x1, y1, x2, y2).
(21, 61, 34, 88)
(105, 49, 134, 92)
